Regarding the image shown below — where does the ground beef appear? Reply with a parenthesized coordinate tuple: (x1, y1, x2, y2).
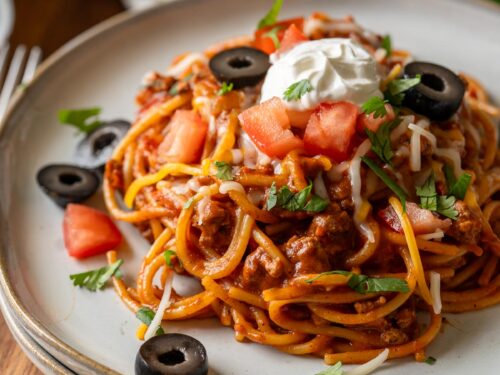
(284, 235, 331, 275)
(328, 175, 354, 211)
(380, 328, 409, 345)
(192, 198, 233, 251)
(241, 247, 284, 291)
(394, 308, 416, 330)
(354, 297, 387, 314)
(446, 200, 483, 244)
(105, 160, 124, 190)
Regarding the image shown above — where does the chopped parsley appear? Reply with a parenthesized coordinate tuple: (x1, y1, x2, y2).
(365, 118, 401, 165)
(257, 0, 284, 29)
(217, 81, 234, 96)
(283, 79, 313, 101)
(416, 173, 458, 220)
(385, 75, 421, 106)
(266, 182, 328, 213)
(58, 107, 103, 134)
(264, 26, 283, 49)
(164, 250, 177, 269)
(136, 307, 165, 336)
(361, 96, 389, 119)
(69, 259, 123, 292)
(361, 156, 407, 211)
(306, 270, 410, 294)
(381, 34, 392, 57)
(168, 73, 193, 96)
(447, 171, 472, 200)
(214, 161, 233, 181)
(315, 361, 343, 375)
(424, 356, 437, 365)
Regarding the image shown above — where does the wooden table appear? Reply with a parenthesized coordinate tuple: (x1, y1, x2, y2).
(0, 1, 125, 373)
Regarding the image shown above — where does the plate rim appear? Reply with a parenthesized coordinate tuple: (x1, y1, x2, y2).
(0, 0, 498, 374)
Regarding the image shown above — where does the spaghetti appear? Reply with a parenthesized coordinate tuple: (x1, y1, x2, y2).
(103, 11, 500, 367)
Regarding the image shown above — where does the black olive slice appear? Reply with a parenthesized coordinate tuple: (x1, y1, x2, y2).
(135, 333, 208, 375)
(36, 164, 100, 208)
(402, 61, 465, 121)
(75, 120, 130, 170)
(209, 47, 270, 89)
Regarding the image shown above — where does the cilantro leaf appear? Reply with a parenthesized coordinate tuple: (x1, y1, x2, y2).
(164, 250, 176, 268)
(448, 172, 472, 200)
(381, 34, 392, 57)
(424, 356, 437, 365)
(315, 361, 343, 375)
(168, 73, 193, 96)
(58, 107, 103, 134)
(283, 79, 313, 101)
(214, 161, 233, 181)
(362, 96, 388, 119)
(69, 259, 123, 292)
(304, 195, 329, 213)
(217, 81, 234, 96)
(136, 307, 164, 336)
(284, 183, 312, 211)
(365, 118, 401, 165)
(264, 26, 282, 49)
(306, 270, 409, 294)
(361, 156, 407, 211)
(416, 173, 438, 211)
(384, 75, 421, 106)
(257, 0, 284, 29)
(437, 195, 458, 220)
(266, 183, 278, 210)
(184, 197, 195, 209)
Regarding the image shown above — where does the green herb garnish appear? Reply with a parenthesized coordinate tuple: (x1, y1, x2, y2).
(136, 307, 164, 336)
(437, 195, 458, 220)
(283, 79, 313, 101)
(69, 259, 123, 292)
(257, 0, 284, 29)
(217, 81, 234, 96)
(315, 361, 343, 375)
(168, 73, 193, 96)
(361, 156, 407, 211)
(306, 270, 409, 294)
(264, 26, 282, 49)
(424, 356, 437, 365)
(164, 250, 176, 268)
(362, 96, 389, 119)
(214, 161, 233, 181)
(416, 173, 458, 220)
(385, 75, 421, 106)
(58, 107, 103, 134)
(448, 172, 472, 200)
(365, 118, 401, 165)
(266, 181, 328, 213)
(381, 35, 392, 57)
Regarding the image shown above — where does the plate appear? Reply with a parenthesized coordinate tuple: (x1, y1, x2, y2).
(0, 0, 499, 374)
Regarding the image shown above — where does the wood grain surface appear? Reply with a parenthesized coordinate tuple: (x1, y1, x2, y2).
(0, 1, 124, 373)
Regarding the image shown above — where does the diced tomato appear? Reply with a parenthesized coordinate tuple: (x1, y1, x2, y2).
(357, 104, 395, 133)
(303, 101, 359, 162)
(254, 17, 304, 54)
(63, 204, 122, 259)
(379, 202, 452, 235)
(158, 110, 208, 164)
(286, 108, 314, 129)
(239, 97, 304, 158)
(276, 24, 308, 55)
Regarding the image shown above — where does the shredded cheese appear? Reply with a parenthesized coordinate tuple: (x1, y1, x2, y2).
(429, 271, 442, 315)
(219, 181, 245, 194)
(389, 197, 433, 306)
(313, 172, 329, 200)
(344, 348, 390, 375)
(327, 161, 350, 181)
(418, 229, 444, 241)
(409, 124, 422, 172)
(144, 270, 174, 340)
(167, 53, 207, 77)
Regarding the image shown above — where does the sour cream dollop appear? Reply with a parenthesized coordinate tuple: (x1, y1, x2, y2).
(260, 38, 382, 111)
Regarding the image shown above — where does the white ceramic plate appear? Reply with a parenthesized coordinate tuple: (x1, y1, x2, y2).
(0, 0, 499, 374)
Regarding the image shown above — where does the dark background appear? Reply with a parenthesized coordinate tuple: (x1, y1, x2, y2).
(0, 1, 125, 373)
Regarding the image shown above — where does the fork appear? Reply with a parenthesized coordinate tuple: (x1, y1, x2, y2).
(0, 44, 42, 123)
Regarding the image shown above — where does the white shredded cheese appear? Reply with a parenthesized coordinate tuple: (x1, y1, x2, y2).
(231, 149, 243, 165)
(313, 172, 329, 200)
(344, 348, 390, 375)
(144, 271, 174, 340)
(219, 181, 245, 194)
(430, 271, 442, 315)
(186, 178, 201, 193)
(418, 229, 445, 241)
(390, 115, 413, 142)
(247, 190, 265, 205)
(374, 48, 387, 63)
(327, 161, 350, 181)
(166, 53, 207, 77)
(435, 148, 463, 176)
(409, 124, 422, 172)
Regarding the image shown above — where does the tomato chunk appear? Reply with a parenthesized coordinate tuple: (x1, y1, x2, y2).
(63, 204, 122, 259)
(357, 104, 395, 133)
(303, 101, 359, 161)
(239, 97, 304, 158)
(158, 110, 208, 164)
(276, 24, 308, 54)
(254, 17, 304, 54)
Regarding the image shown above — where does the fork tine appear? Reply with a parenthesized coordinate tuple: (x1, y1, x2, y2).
(21, 46, 42, 84)
(0, 45, 27, 122)
(0, 44, 10, 83)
